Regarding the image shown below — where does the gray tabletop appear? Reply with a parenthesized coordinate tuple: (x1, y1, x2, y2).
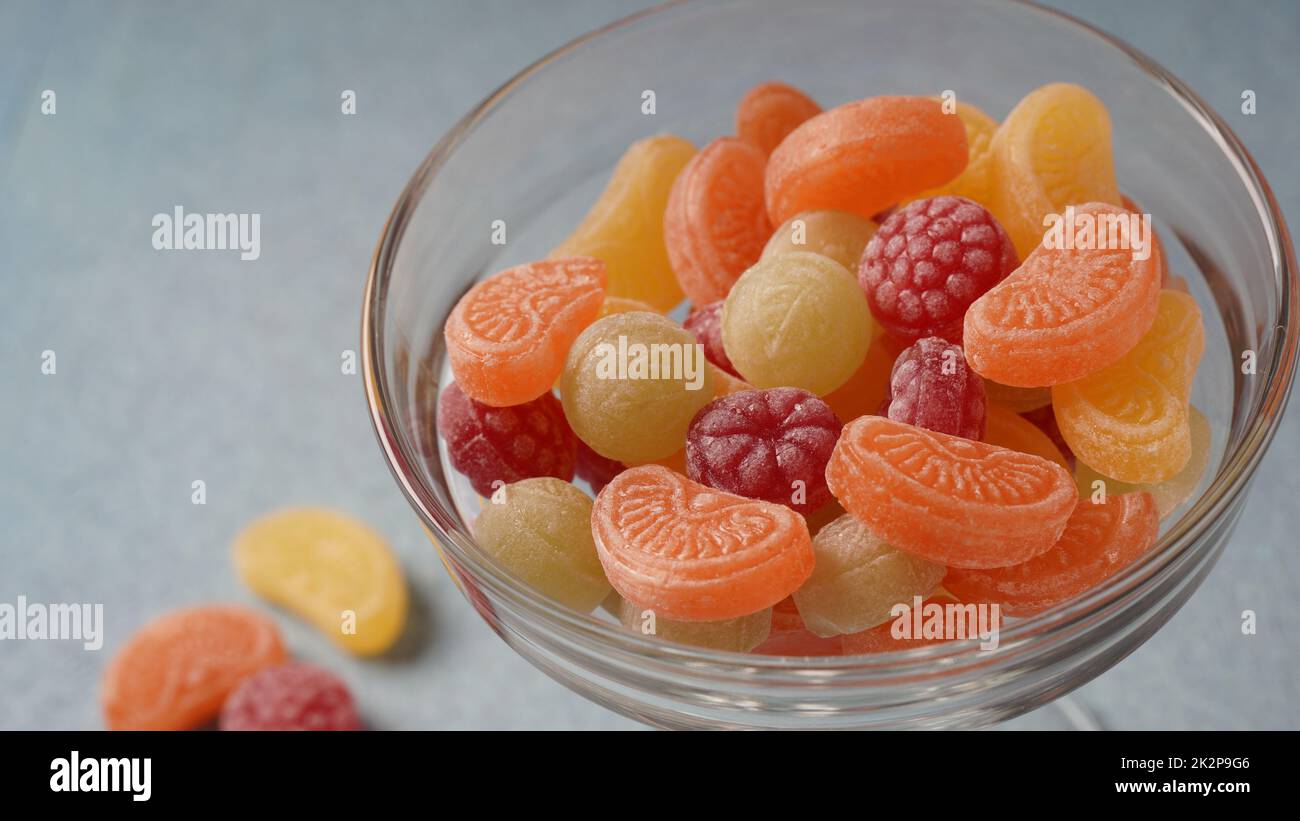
(1, 0, 1297, 730)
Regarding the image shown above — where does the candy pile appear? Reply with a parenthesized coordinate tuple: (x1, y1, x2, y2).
(437, 81, 1209, 655)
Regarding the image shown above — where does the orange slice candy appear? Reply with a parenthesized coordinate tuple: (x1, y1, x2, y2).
(825, 416, 1077, 568)
(909, 99, 1000, 207)
(591, 465, 815, 621)
(982, 401, 1071, 470)
(765, 96, 968, 226)
(445, 257, 606, 406)
(735, 81, 822, 157)
(102, 606, 286, 730)
(944, 491, 1159, 616)
(664, 137, 772, 305)
(963, 202, 1162, 387)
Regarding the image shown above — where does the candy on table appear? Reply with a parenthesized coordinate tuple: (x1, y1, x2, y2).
(1120, 194, 1169, 286)
(102, 606, 286, 730)
(989, 83, 1123, 258)
(908, 99, 1000, 207)
(618, 598, 772, 653)
(753, 597, 845, 656)
(884, 336, 987, 440)
(792, 513, 946, 637)
(761, 209, 878, 272)
(445, 257, 607, 406)
(437, 382, 576, 497)
(592, 465, 814, 621)
(575, 439, 624, 495)
(683, 300, 740, 377)
(664, 137, 772, 305)
(859, 196, 1018, 344)
(561, 311, 714, 463)
(945, 491, 1159, 616)
(734, 80, 822, 157)
(1020, 403, 1075, 467)
(982, 401, 1070, 470)
(1074, 405, 1211, 518)
(233, 508, 408, 656)
(685, 387, 841, 514)
(982, 378, 1051, 413)
(219, 663, 362, 731)
(473, 477, 611, 612)
(552, 135, 695, 311)
(822, 327, 897, 423)
(963, 202, 1163, 387)
(765, 96, 968, 225)
(722, 251, 872, 395)
(1053, 289, 1204, 483)
(826, 415, 1077, 568)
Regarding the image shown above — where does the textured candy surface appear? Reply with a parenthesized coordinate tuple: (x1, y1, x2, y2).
(445, 257, 607, 406)
(793, 514, 946, 637)
(438, 382, 576, 497)
(762, 209, 878, 272)
(619, 598, 772, 652)
(683, 300, 739, 377)
(665, 137, 772, 305)
(840, 590, 1002, 654)
(885, 336, 987, 440)
(592, 465, 814, 621)
(473, 478, 611, 612)
(990, 83, 1122, 258)
(826, 415, 1077, 567)
(754, 597, 845, 656)
(219, 663, 362, 731)
(552, 135, 695, 310)
(1053, 290, 1204, 483)
(963, 202, 1162, 387)
(103, 606, 286, 730)
(1121, 194, 1169, 286)
(561, 311, 714, 462)
(982, 402, 1070, 469)
(859, 196, 1017, 343)
(765, 96, 968, 225)
(234, 508, 408, 656)
(945, 491, 1158, 615)
(822, 329, 897, 423)
(735, 81, 822, 157)
(909, 100, 1000, 206)
(722, 252, 872, 394)
(686, 388, 840, 514)
(1074, 405, 1210, 518)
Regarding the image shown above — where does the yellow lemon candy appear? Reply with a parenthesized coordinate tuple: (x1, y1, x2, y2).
(234, 508, 408, 656)
(552, 135, 696, 311)
(911, 99, 1000, 207)
(761, 210, 878, 272)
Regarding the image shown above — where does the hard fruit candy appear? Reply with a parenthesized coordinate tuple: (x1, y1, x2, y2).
(219, 663, 362, 731)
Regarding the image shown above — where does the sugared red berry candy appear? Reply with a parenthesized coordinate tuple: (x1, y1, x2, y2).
(686, 388, 841, 514)
(683, 300, 740, 377)
(859, 196, 1017, 343)
(886, 337, 986, 440)
(575, 440, 624, 494)
(219, 663, 362, 731)
(437, 382, 576, 497)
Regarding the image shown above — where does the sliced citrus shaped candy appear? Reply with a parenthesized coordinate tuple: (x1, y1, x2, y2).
(1074, 405, 1211, 518)
(664, 137, 772, 305)
(445, 257, 606, 406)
(1052, 290, 1204, 483)
(982, 401, 1070, 470)
(233, 508, 408, 655)
(909, 99, 999, 206)
(963, 202, 1162, 387)
(945, 491, 1159, 616)
(735, 80, 821, 157)
(552, 135, 695, 311)
(1121, 194, 1169, 286)
(765, 96, 968, 226)
(592, 465, 814, 621)
(825, 415, 1077, 568)
(989, 83, 1122, 257)
(102, 606, 286, 730)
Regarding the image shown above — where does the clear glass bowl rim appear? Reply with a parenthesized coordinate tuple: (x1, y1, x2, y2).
(360, 0, 1299, 676)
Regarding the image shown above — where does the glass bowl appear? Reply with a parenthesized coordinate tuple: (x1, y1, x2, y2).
(362, 0, 1298, 729)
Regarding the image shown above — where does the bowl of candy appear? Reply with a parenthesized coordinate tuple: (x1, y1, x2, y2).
(362, 0, 1297, 728)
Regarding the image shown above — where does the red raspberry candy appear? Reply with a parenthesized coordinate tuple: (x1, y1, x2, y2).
(859, 196, 1017, 343)
(575, 440, 624, 495)
(683, 300, 740, 378)
(686, 387, 841, 514)
(886, 336, 986, 440)
(437, 382, 576, 497)
(219, 663, 362, 731)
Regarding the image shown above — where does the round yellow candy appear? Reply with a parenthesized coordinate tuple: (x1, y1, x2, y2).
(233, 508, 407, 656)
(761, 210, 877, 272)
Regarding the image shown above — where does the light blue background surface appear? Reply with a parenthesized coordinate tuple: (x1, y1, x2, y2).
(0, 0, 1296, 729)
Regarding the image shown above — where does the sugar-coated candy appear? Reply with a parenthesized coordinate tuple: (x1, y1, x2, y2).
(592, 465, 814, 621)
(735, 81, 821, 157)
(909, 100, 1000, 207)
(884, 336, 987, 440)
(983, 402, 1070, 469)
(753, 597, 845, 656)
(619, 598, 772, 652)
(219, 663, 362, 731)
(1074, 405, 1211, 518)
(683, 300, 740, 377)
(762, 209, 878, 272)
